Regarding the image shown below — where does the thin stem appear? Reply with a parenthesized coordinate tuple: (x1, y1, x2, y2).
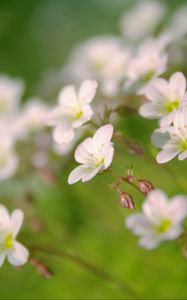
(30, 245, 140, 299)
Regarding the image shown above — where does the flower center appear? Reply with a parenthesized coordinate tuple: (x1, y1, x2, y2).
(181, 139, 187, 151)
(164, 99, 179, 112)
(75, 111, 83, 119)
(143, 70, 155, 81)
(154, 219, 172, 234)
(4, 233, 13, 249)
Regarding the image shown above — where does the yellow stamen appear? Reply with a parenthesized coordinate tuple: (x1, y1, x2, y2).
(154, 219, 172, 234)
(4, 233, 13, 249)
(164, 100, 179, 112)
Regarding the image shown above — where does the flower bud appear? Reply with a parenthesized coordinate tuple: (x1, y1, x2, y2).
(120, 192, 135, 209)
(137, 180, 154, 195)
(30, 258, 53, 278)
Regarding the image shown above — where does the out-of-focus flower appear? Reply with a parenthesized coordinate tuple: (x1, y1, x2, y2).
(47, 80, 97, 145)
(0, 75, 24, 116)
(120, 0, 166, 42)
(139, 72, 187, 126)
(68, 124, 114, 184)
(0, 204, 29, 267)
(126, 39, 167, 88)
(165, 4, 187, 41)
(151, 126, 187, 163)
(15, 99, 49, 139)
(126, 189, 187, 249)
(0, 136, 18, 181)
(63, 36, 129, 97)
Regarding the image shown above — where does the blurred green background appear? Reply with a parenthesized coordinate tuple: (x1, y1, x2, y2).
(1, 0, 187, 299)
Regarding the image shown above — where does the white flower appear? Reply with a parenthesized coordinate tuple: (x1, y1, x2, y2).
(0, 136, 18, 181)
(120, 0, 166, 42)
(0, 75, 24, 116)
(68, 124, 114, 184)
(151, 125, 187, 163)
(165, 5, 187, 41)
(47, 79, 98, 145)
(15, 99, 49, 139)
(0, 204, 29, 267)
(63, 36, 129, 97)
(126, 189, 187, 249)
(139, 72, 187, 126)
(126, 39, 167, 86)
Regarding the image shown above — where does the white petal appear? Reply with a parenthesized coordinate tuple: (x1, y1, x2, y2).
(72, 104, 93, 128)
(151, 127, 171, 148)
(68, 165, 85, 184)
(173, 106, 187, 129)
(53, 124, 74, 144)
(142, 78, 168, 101)
(126, 213, 152, 236)
(163, 226, 182, 240)
(78, 80, 98, 104)
(0, 205, 10, 227)
(103, 144, 114, 169)
(169, 72, 186, 100)
(82, 165, 102, 182)
(93, 124, 113, 148)
(74, 138, 93, 164)
(11, 209, 24, 238)
(0, 153, 19, 181)
(143, 189, 169, 222)
(7, 241, 29, 266)
(139, 102, 163, 119)
(159, 111, 176, 127)
(58, 85, 78, 107)
(138, 235, 160, 249)
(156, 149, 179, 163)
(179, 150, 187, 161)
(169, 196, 187, 223)
(0, 253, 6, 267)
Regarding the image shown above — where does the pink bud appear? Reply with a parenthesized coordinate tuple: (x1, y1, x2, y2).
(137, 180, 154, 195)
(120, 192, 135, 209)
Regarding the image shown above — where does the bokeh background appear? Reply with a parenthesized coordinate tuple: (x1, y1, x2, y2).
(1, 0, 187, 299)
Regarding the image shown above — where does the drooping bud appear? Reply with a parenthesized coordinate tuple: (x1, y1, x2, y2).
(30, 258, 53, 278)
(120, 192, 135, 209)
(137, 180, 154, 195)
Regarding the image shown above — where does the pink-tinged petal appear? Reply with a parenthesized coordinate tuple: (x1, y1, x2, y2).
(139, 102, 163, 119)
(0, 153, 19, 181)
(0, 253, 6, 267)
(142, 78, 168, 101)
(126, 213, 152, 236)
(143, 189, 169, 222)
(74, 138, 93, 164)
(163, 226, 182, 240)
(169, 72, 186, 100)
(156, 149, 179, 163)
(173, 106, 187, 129)
(159, 111, 176, 127)
(169, 196, 187, 223)
(53, 124, 74, 144)
(138, 235, 160, 249)
(0, 205, 10, 227)
(58, 85, 78, 107)
(103, 144, 114, 169)
(179, 150, 187, 161)
(93, 124, 113, 148)
(11, 209, 24, 238)
(78, 80, 98, 104)
(7, 241, 29, 266)
(68, 166, 85, 184)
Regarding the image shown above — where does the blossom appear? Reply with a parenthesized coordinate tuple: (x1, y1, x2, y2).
(68, 124, 114, 184)
(0, 75, 24, 116)
(120, 0, 166, 42)
(126, 39, 167, 88)
(126, 189, 187, 249)
(151, 125, 187, 163)
(0, 204, 29, 267)
(0, 136, 18, 181)
(47, 80, 98, 144)
(139, 72, 187, 126)
(63, 36, 129, 97)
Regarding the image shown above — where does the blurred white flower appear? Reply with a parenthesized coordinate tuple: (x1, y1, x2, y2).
(120, 0, 166, 42)
(126, 39, 167, 87)
(151, 126, 187, 163)
(0, 136, 18, 181)
(63, 36, 129, 97)
(0, 75, 24, 116)
(47, 79, 97, 144)
(126, 189, 187, 249)
(139, 72, 187, 126)
(68, 124, 114, 184)
(15, 99, 49, 139)
(0, 204, 29, 267)
(165, 4, 187, 41)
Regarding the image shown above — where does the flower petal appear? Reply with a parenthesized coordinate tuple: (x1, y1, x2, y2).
(156, 148, 179, 163)
(93, 124, 113, 148)
(178, 150, 187, 161)
(169, 196, 187, 223)
(0, 205, 10, 227)
(7, 241, 29, 266)
(53, 124, 74, 144)
(78, 80, 98, 104)
(138, 235, 160, 249)
(74, 138, 93, 164)
(11, 209, 24, 238)
(58, 85, 78, 107)
(169, 72, 186, 100)
(126, 213, 152, 236)
(68, 165, 85, 184)
(142, 78, 168, 101)
(0, 253, 6, 267)
(139, 102, 163, 118)
(103, 144, 114, 169)
(151, 127, 171, 148)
